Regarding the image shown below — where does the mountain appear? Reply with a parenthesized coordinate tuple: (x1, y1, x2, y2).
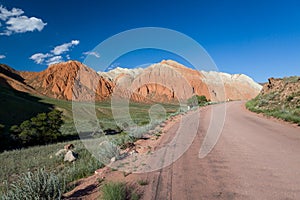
(0, 60, 262, 103)
(0, 64, 51, 127)
(201, 71, 262, 101)
(0, 64, 37, 94)
(100, 67, 144, 81)
(100, 60, 262, 102)
(20, 61, 113, 101)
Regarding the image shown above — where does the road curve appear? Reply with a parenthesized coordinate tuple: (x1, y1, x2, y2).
(142, 101, 300, 200)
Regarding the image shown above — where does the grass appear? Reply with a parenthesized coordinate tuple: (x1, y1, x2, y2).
(137, 179, 148, 186)
(246, 92, 300, 125)
(101, 182, 140, 200)
(0, 139, 103, 195)
(1, 168, 65, 200)
(0, 98, 182, 197)
(0, 86, 182, 197)
(0, 86, 52, 127)
(283, 76, 299, 84)
(101, 182, 126, 200)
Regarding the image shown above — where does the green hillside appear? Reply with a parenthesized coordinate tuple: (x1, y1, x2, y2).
(246, 76, 300, 125)
(0, 86, 52, 127)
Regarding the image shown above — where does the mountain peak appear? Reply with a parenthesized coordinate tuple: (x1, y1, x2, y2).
(1, 60, 262, 102)
(20, 60, 113, 100)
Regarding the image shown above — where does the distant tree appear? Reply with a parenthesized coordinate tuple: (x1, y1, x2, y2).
(187, 95, 209, 107)
(10, 110, 64, 146)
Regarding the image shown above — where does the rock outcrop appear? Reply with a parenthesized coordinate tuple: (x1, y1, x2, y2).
(101, 60, 262, 102)
(260, 76, 300, 103)
(201, 71, 262, 101)
(21, 61, 114, 101)
(0, 64, 37, 94)
(1, 60, 262, 103)
(105, 60, 210, 103)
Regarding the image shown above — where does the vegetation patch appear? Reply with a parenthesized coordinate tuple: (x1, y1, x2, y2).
(187, 95, 209, 107)
(246, 92, 300, 125)
(1, 168, 65, 200)
(137, 179, 148, 186)
(101, 181, 140, 200)
(0, 140, 103, 196)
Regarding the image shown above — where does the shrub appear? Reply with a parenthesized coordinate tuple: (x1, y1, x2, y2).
(102, 182, 127, 200)
(1, 168, 65, 200)
(187, 95, 209, 107)
(98, 141, 120, 164)
(137, 179, 148, 186)
(101, 182, 140, 200)
(9, 110, 63, 146)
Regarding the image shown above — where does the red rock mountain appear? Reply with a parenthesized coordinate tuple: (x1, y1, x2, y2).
(0, 64, 37, 94)
(99, 60, 262, 102)
(1, 60, 262, 102)
(20, 61, 113, 101)
(107, 60, 210, 103)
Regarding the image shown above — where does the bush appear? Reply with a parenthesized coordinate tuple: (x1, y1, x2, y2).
(187, 95, 209, 107)
(246, 94, 300, 125)
(102, 182, 127, 200)
(137, 179, 148, 186)
(9, 110, 63, 146)
(101, 181, 140, 200)
(1, 168, 65, 200)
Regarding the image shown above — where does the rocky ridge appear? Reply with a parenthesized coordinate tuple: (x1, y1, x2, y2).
(1, 60, 262, 103)
(100, 60, 262, 102)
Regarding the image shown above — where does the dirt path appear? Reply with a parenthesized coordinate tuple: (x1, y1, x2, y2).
(142, 101, 300, 200)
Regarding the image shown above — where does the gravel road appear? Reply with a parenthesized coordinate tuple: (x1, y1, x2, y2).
(142, 101, 300, 200)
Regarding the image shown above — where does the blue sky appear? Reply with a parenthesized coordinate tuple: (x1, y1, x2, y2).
(0, 0, 300, 82)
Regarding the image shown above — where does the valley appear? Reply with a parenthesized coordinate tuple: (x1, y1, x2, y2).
(0, 60, 299, 199)
(1, 1, 300, 200)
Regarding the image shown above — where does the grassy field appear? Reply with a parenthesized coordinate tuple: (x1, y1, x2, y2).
(0, 86, 181, 197)
(0, 140, 95, 194)
(246, 92, 300, 125)
(0, 85, 180, 134)
(0, 86, 52, 127)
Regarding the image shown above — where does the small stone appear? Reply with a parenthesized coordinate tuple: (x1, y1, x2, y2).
(110, 156, 116, 162)
(64, 150, 77, 162)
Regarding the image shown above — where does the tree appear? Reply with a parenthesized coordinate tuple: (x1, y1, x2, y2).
(187, 95, 209, 107)
(10, 110, 64, 146)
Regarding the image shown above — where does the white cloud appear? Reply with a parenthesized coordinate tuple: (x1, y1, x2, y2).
(83, 51, 100, 58)
(29, 39, 79, 65)
(0, 54, 5, 59)
(46, 56, 63, 65)
(6, 16, 46, 34)
(0, 5, 24, 21)
(51, 40, 80, 55)
(71, 40, 79, 45)
(0, 5, 46, 36)
(30, 53, 51, 64)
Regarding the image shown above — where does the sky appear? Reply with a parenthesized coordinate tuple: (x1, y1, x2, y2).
(0, 0, 300, 82)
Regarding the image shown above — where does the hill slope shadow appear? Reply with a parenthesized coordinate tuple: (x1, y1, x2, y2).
(0, 77, 53, 127)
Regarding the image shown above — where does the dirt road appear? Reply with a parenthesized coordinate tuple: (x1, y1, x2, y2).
(142, 101, 300, 200)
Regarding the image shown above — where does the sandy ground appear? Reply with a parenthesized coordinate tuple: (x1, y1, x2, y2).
(65, 101, 300, 200)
